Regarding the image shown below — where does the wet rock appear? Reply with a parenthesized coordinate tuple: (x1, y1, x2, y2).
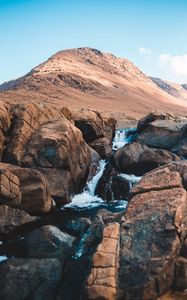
(66, 218, 91, 235)
(0, 205, 38, 235)
(114, 142, 180, 176)
(119, 163, 187, 300)
(86, 222, 120, 300)
(136, 112, 187, 155)
(95, 163, 130, 201)
(0, 257, 62, 300)
(25, 225, 75, 258)
(0, 169, 21, 208)
(0, 102, 10, 160)
(87, 148, 100, 182)
(174, 257, 187, 291)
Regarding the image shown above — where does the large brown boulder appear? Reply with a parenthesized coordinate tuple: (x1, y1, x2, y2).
(3, 102, 65, 165)
(0, 205, 38, 235)
(0, 102, 10, 160)
(73, 109, 116, 158)
(73, 109, 105, 142)
(2, 102, 98, 205)
(136, 112, 187, 155)
(114, 142, 180, 176)
(0, 169, 21, 208)
(0, 163, 52, 214)
(0, 257, 62, 300)
(119, 163, 187, 300)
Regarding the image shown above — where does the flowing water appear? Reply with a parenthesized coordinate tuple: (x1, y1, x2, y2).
(63, 128, 139, 213)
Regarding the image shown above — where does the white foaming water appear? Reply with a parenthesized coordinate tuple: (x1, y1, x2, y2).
(64, 160, 106, 209)
(112, 128, 135, 150)
(119, 173, 142, 187)
(0, 256, 7, 262)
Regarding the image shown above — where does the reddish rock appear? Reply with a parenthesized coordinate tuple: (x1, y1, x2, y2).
(119, 164, 187, 300)
(89, 137, 112, 158)
(136, 112, 187, 154)
(0, 163, 52, 214)
(86, 223, 120, 300)
(0, 169, 21, 208)
(0, 102, 10, 160)
(174, 257, 187, 291)
(73, 109, 104, 142)
(3, 102, 65, 164)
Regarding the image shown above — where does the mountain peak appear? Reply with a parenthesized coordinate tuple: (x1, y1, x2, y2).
(0, 47, 187, 121)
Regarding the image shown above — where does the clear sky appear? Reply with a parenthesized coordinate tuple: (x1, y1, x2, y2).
(0, 0, 187, 84)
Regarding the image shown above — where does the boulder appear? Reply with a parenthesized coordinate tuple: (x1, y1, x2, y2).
(0, 257, 62, 300)
(22, 118, 91, 190)
(119, 163, 187, 300)
(136, 112, 187, 155)
(73, 109, 116, 157)
(0, 102, 10, 160)
(0, 169, 21, 208)
(73, 109, 104, 142)
(0, 205, 38, 235)
(89, 137, 112, 158)
(3, 102, 65, 165)
(95, 163, 131, 201)
(114, 142, 180, 176)
(25, 225, 75, 258)
(0, 163, 52, 214)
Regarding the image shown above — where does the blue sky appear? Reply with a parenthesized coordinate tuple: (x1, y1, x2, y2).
(0, 0, 187, 84)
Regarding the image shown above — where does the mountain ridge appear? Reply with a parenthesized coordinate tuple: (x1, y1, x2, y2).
(1, 47, 187, 124)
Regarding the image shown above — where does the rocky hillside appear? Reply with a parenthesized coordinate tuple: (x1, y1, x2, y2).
(151, 77, 187, 101)
(1, 47, 187, 125)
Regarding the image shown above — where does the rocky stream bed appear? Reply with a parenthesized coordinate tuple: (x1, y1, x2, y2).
(0, 103, 186, 300)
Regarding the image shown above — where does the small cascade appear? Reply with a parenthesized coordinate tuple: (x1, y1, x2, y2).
(64, 160, 106, 209)
(112, 128, 137, 150)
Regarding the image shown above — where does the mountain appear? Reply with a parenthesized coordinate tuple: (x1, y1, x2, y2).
(1, 47, 187, 125)
(151, 77, 187, 101)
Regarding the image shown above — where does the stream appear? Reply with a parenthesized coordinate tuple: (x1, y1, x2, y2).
(57, 128, 140, 299)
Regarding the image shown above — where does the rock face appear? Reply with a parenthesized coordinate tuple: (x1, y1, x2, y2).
(136, 112, 187, 156)
(119, 163, 187, 300)
(73, 109, 116, 158)
(0, 102, 10, 160)
(0, 102, 96, 204)
(3, 102, 65, 164)
(0, 205, 38, 235)
(0, 258, 62, 300)
(25, 225, 75, 259)
(86, 222, 120, 300)
(0, 169, 21, 208)
(114, 142, 180, 175)
(0, 163, 53, 214)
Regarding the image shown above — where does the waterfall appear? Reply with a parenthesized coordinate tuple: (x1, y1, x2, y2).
(64, 128, 139, 210)
(64, 160, 106, 209)
(112, 128, 137, 150)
